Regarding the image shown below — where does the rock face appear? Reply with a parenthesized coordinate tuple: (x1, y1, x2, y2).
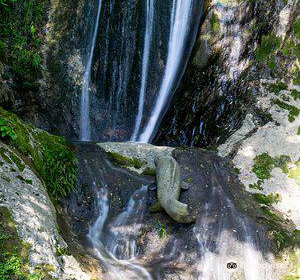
(0, 142, 91, 280)
(155, 156, 194, 223)
(218, 82, 300, 229)
(155, 0, 299, 148)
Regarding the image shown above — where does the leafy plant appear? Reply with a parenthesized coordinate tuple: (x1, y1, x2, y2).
(0, 118, 16, 140)
(156, 220, 167, 239)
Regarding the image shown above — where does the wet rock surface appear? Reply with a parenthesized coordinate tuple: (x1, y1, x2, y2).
(61, 142, 295, 279)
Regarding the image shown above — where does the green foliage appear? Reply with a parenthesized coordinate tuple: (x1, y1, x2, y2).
(291, 90, 300, 101)
(252, 153, 291, 181)
(268, 82, 287, 93)
(275, 99, 300, 122)
(294, 70, 300, 85)
(293, 18, 300, 39)
(0, 118, 16, 140)
(156, 220, 167, 239)
(255, 34, 281, 63)
(0, 0, 48, 89)
(249, 180, 263, 190)
(42, 148, 78, 198)
(0, 108, 77, 199)
(252, 193, 281, 205)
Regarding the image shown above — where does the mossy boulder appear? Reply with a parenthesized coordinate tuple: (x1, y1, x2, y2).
(0, 107, 77, 199)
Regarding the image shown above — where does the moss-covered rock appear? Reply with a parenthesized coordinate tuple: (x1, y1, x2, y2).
(0, 107, 77, 199)
(252, 153, 291, 181)
(0, 207, 55, 280)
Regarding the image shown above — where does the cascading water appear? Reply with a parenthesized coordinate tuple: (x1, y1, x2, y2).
(131, 0, 154, 141)
(138, 0, 202, 143)
(80, 0, 103, 141)
(66, 143, 282, 280)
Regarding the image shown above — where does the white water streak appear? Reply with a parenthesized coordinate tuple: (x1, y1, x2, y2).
(80, 0, 103, 141)
(131, 0, 154, 141)
(138, 0, 195, 143)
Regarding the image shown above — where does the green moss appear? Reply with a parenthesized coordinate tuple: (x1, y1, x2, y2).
(252, 153, 291, 181)
(108, 152, 146, 169)
(16, 175, 32, 185)
(249, 180, 264, 190)
(141, 168, 156, 176)
(298, 126, 300, 136)
(269, 82, 288, 93)
(149, 202, 163, 213)
(255, 34, 281, 63)
(293, 18, 300, 39)
(291, 90, 300, 101)
(274, 100, 300, 122)
(293, 68, 300, 85)
(56, 246, 70, 257)
(1, 174, 11, 182)
(0, 147, 12, 164)
(234, 167, 241, 174)
(210, 12, 220, 33)
(252, 193, 280, 205)
(260, 206, 297, 251)
(9, 152, 25, 172)
(0, 207, 39, 279)
(0, 108, 77, 199)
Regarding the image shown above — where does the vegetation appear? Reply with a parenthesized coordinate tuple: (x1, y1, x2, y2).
(252, 153, 290, 181)
(0, 0, 49, 89)
(0, 108, 77, 199)
(268, 82, 288, 93)
(291, 90, 300, 101)
(210, 12, 220, 33)
(255, 33, 281, 63)
(275, 99, 300, 122)
(141, 167, 156, 176)
(149, 202, 163, 213)
(252, 193, 280, 205)
(108, 152, 146, 169)
(260, 206, 298, 251)
(156, 220, 167, 239)
(0, 207, 55, 280)
(0, 118, 16, 140)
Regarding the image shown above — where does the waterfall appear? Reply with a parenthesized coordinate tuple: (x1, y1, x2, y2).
(138, 0, 201, 143)
(80, 0, 103, 141)
(131, 0, 154, 141)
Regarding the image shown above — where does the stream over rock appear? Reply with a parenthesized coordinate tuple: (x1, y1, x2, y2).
(59, 142, 287, 280)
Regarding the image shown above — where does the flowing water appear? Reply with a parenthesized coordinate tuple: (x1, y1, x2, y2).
(80, 0, 103, 141)
(78, 0, 203, 142)
(71, 144, 279, 280)
(138, 0, 202, 143)
(131, 0, 155, 141)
